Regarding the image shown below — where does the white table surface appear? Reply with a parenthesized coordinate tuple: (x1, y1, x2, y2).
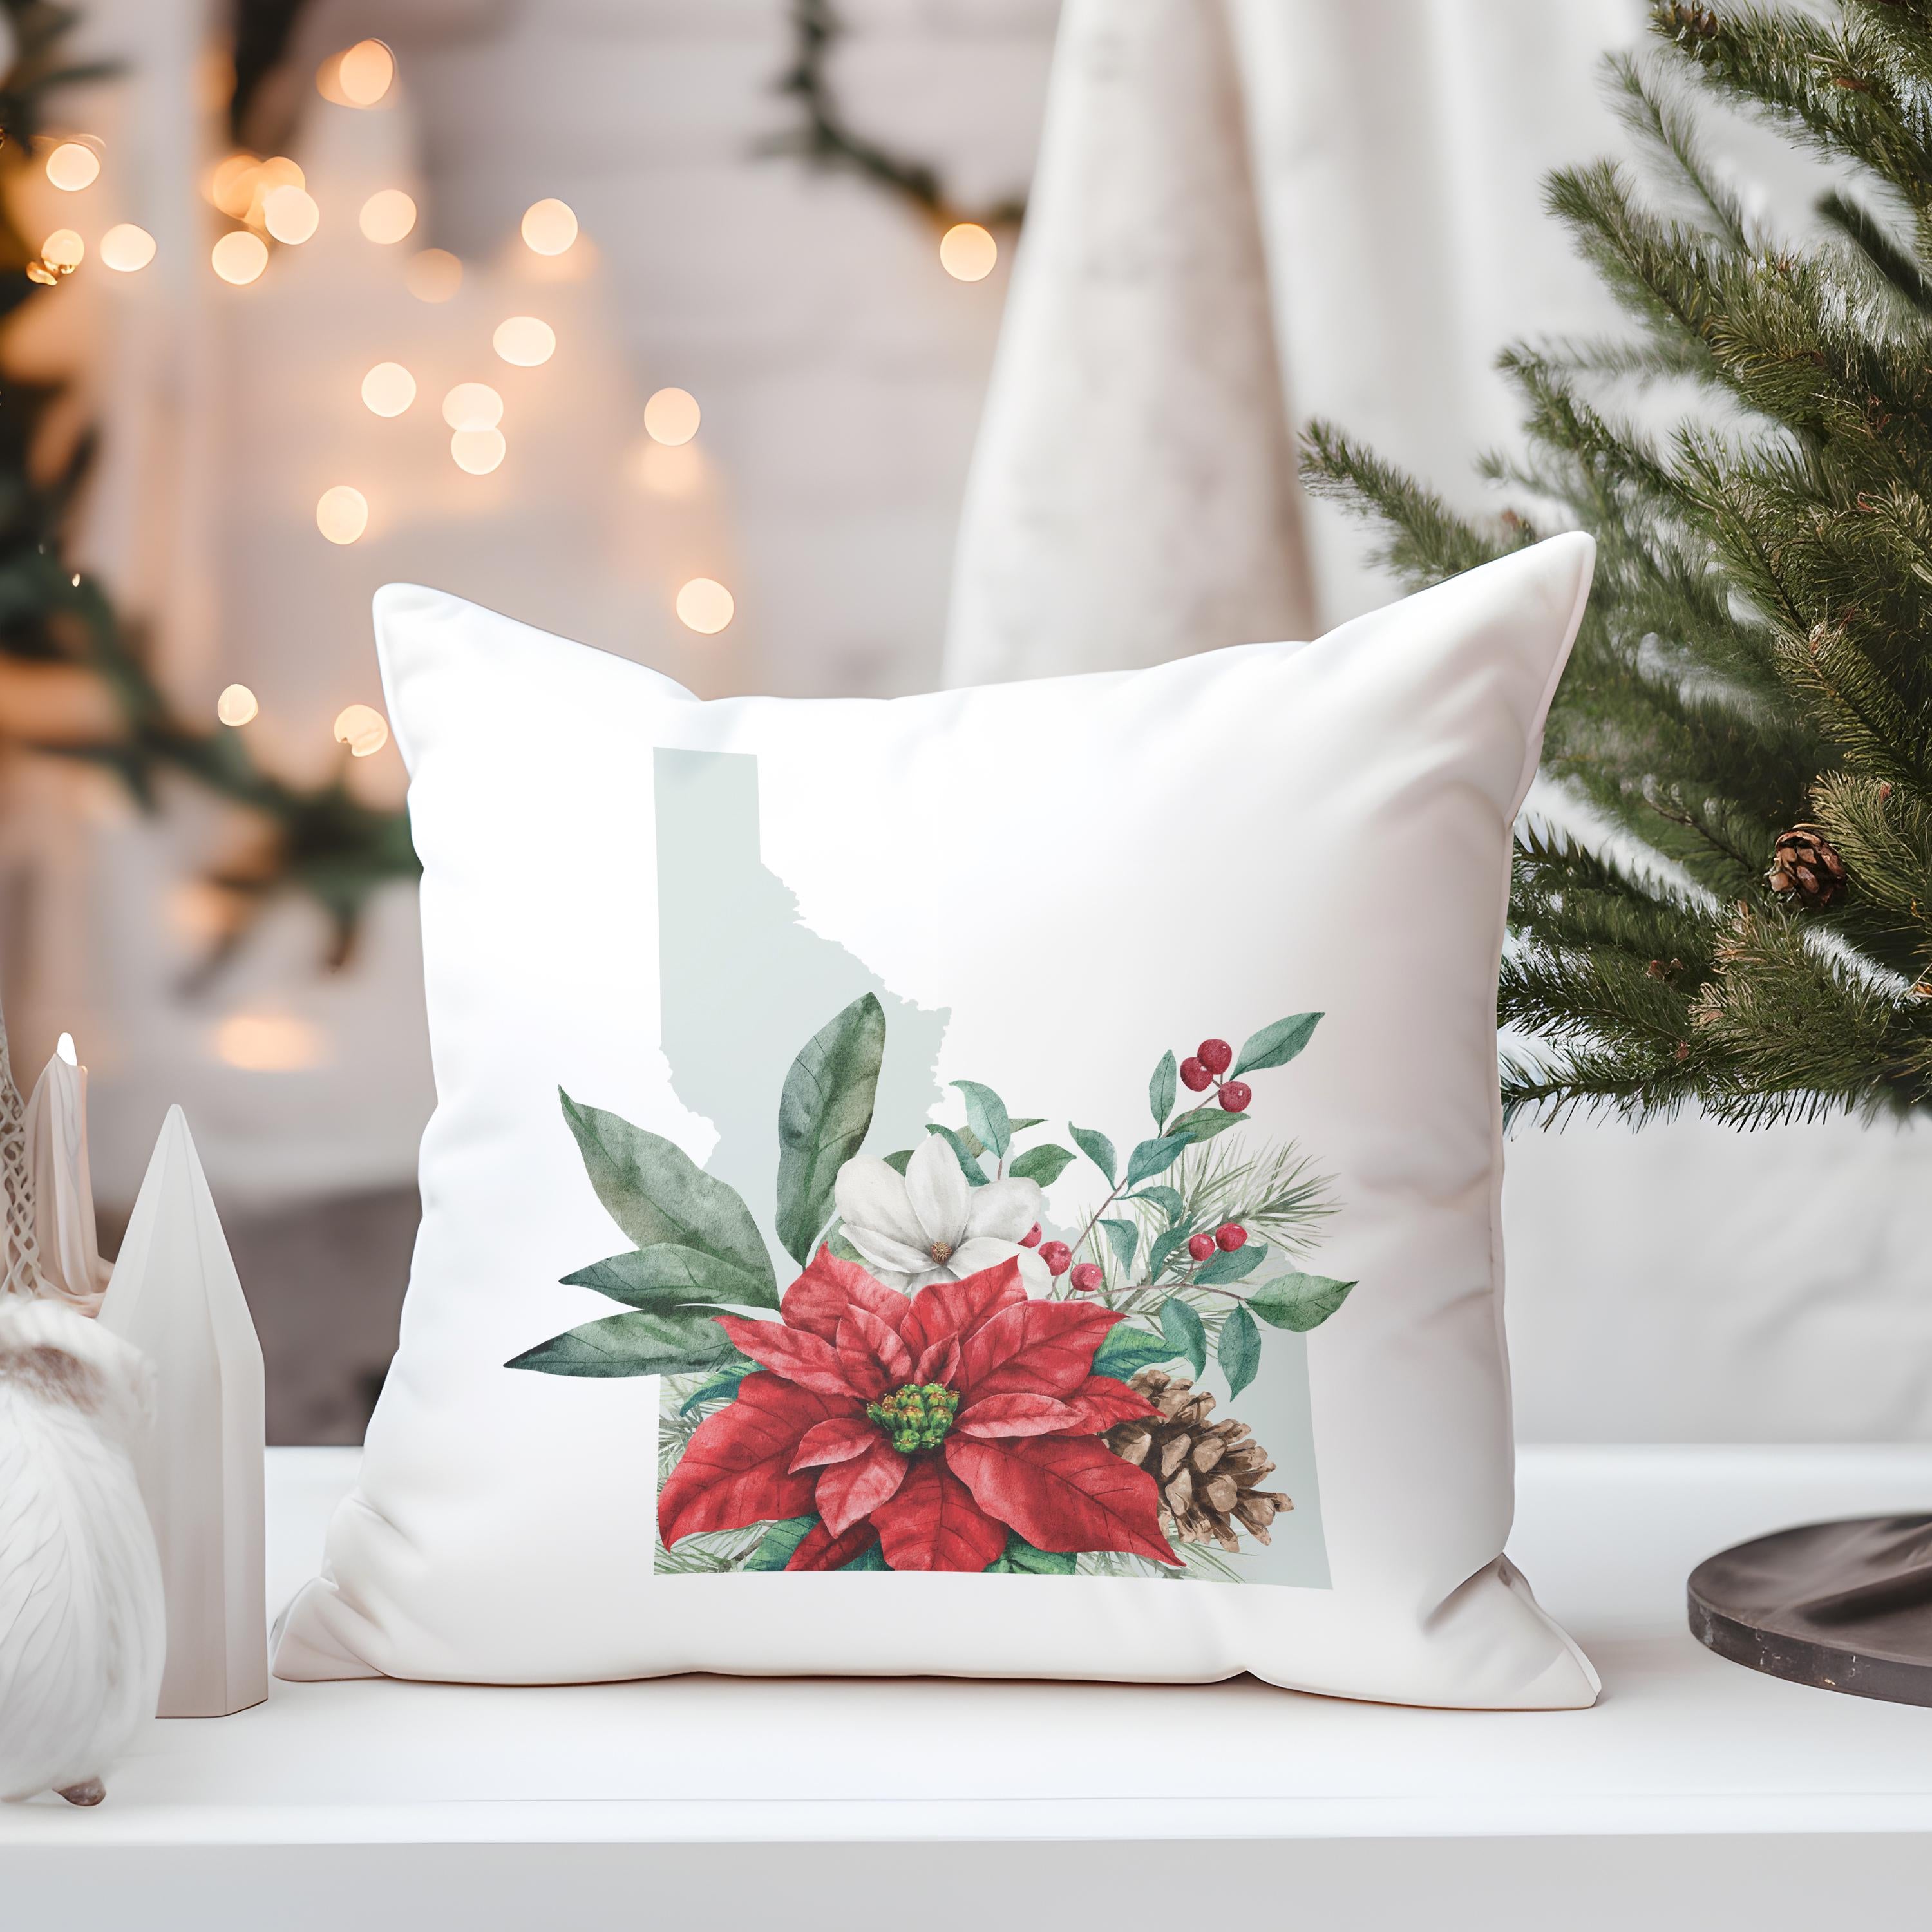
(8, 1444, 1932, 1930)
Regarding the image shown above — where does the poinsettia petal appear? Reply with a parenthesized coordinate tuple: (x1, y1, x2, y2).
(717, 1312, 862, 1399)
(781, 1245, 913, 1343)
(1057, 1374, 1159, 1434)
(833, 1158, 931, 1258)
(912, 1334, 961, 1387)
(869, 1457, 1009, 1571)
(658, 1374, 857, 1546)
(946, 1432, 1179, 1565)
(815, 1437, 909, 1537)
(962, 1176, 1044, 1243)
(958, 1298, 1119, 1401)
(838, 1305, 913, 1391)
(953, 1392, 1083, 1439)
(904, 1256, 1027, 1357)
(787, 1518, 881, 1571)
(904, 1134, 969, 1251)
(790, 1415, 882, 1472)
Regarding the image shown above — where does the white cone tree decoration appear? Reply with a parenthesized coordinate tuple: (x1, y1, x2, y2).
(943, 0, 1313, 687)
(97, 1108, 265, 1718)
(23, 1043, 111, 1315)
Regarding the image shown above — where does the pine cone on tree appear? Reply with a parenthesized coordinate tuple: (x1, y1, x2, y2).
(1766, 825, 1847, 909)
(1103, 1367, 1292, 1554)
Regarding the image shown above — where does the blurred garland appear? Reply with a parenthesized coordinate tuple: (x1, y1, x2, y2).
(770, 0, 1028, 231)
(0, 1, 417, 976)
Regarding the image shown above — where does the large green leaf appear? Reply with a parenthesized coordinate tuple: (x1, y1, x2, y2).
(1159, 1296, 1208, 1378)
(986, 1535, 1078, 1575)
(679, 1370, 746, 1416)
(1099, 1217, 1139, 1276)
(839, 1542, 887, 1571)
(1124, 1132, 1191, 1189)
(1007, 1117, 1046, 1135)
(1247, 1272, 1357, 1332)
(1192, 1240, 1265, 1286)
(506, 1308, 739, 1378)
(1010, 1142, 1075, 1187)
(1133, 1184, 1186, 1223)
(1070, 1124, 1117, 1186)
(1231, 1012, 1323, 1078)
(743, 1515, 818, 1570)
(1148, 1051, 1177, 1131)
(563, 1243, 779, 1312)
(1218, 1304, 1261, 1399)
(775, 994, 887, 1265)
(1167, 1106, 1248, 1146)
(560, 1090, 774, 1296)
(1089, 1323, 1182, 1381)
(1146, 1225, 1193, 1281)
(926, 1122, 987, 1186)
(951, 1080, 1012, 1158)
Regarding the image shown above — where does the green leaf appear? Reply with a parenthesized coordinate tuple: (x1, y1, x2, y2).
(1231, 1012, 1322, 1078)
(1147, 1226, 1193, 1280)
(986, 1535, 1078, 1575)
(562, 1243, 779, 1312)
(951, 1080, 1012, 1158)
(839, 1541, 887, 1571)
(1099, 1217, 1139, 1276)
(1192, 1241, 1265, 1286)
(1124, 1133, 1191, 1188)
(506, 1308, 737, 1378)
(883, 1148, 913, 1175)
(1167, 1106, 1247, 1146)
(1132, 1184, 1186, 1222)
(560, 1090, 775, 1298)
(743, 1515, 818, 1570)
(775, 994, 887, 1266)
(1069, 1125, 1117, 1186)
(1089, 1323, 1183, 1382)
(1218, 1305, 1261, 1399)
(1148, 1050, 1177, 1131)
(679, 1370, 745, 1416)
(1159, 1296, 1208, 1378)
(1247, 1273, 1357, 1332)
(925, 1122, 987, 1186)
(1007, 1117, 1046, 1135)
(1009, 1142, 1075, 1187)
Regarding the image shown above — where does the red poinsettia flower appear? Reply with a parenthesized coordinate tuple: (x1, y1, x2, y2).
(658, 1248, 1180, 1571)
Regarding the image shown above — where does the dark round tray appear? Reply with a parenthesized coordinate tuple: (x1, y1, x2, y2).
(1689, 1513, 1932, 1706)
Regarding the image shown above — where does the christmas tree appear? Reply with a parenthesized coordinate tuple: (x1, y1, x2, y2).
(1304, 0, 1932, 1127)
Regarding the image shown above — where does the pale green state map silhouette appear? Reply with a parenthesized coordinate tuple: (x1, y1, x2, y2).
(653, 748, 951, 1264)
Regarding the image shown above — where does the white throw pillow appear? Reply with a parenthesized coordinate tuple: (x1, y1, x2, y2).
(274, 535, 1600, 1709)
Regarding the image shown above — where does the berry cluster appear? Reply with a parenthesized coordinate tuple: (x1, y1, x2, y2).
(1179, 1037, 1251, 1113)
(1186, 1222, 1247, 1265)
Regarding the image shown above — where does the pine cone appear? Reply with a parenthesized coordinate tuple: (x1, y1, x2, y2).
(1103, 1368, 1292, 1554)
(1767, 824, 1846, 909)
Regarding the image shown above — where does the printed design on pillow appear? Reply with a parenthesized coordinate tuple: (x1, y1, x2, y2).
(507, 994, 1357, 1580)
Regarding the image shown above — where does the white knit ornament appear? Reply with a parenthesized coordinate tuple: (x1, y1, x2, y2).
(0, 1003, 41, 1301)
(0, 1296, 166, 1806)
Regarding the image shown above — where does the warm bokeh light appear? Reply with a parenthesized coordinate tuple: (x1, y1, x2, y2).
(216, 683, 259, 727)
(361, 362, 416, 417)
(358, 188, 416, 244)
(450, 426, 507, 475)
(520, 198, 578, 256)
(100, 223, 156, 272)
(209, 152, 260, 219)
(492, 315, 555, 366)
(41, 229, 84, 272)
(247, 157, 305, 223)
(337, 41, 395, 108)
(939, 222, 998, 281)
(637, 440, 704, 499)
(442, 382, 503, 431)
(333, 703, 390, 757)
(405, 247, 461, 302)
(644, 386, 701, 446)
(46, 142, 100, 191)
(214, 1012, 325, 1072)
(676, 578, 735, 634)
(262, 184, 319, 243)
(315, 485, 369, 544)
(211, 229, 269, 284)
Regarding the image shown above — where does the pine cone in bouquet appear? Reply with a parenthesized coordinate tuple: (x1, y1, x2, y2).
(1103, 1368, 1292, 1554)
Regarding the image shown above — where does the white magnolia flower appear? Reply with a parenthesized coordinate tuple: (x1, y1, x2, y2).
(834, 1135, 1050, 1294)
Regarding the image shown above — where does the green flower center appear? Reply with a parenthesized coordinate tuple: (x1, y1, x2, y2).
(866, 1381, 960, 1454)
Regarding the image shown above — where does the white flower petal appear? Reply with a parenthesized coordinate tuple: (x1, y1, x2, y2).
(963, 1176, 1043, 1244)
(947, 1236, 1023, 1280)
(833, 1156, 928, 1253)
(1014, 1247, 1053, 1296)
(905, 1135, 971, 1249)
(842, 1223, 940, 1280)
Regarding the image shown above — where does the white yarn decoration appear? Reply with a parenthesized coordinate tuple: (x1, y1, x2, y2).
(0, 1296, 165, 1806)
(0, 1003, 41, 1300)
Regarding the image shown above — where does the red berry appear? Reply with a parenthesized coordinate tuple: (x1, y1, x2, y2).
(1039, 1240, 1072, 1276)
(1070, 1262, 1103, 1294)
(1186, 1232, 1217, 1263)
(1219, 1080, 1251, 1112)
(1197, 1038, 1233, 1075)
(1019, 1224, 1042, 1248)
(1179, 1056, 1212, 1092)
(1215, 1223, 1247, 1252)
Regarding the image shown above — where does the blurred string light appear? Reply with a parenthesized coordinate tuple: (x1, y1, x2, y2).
(100, 223, 156, 272)
(333, 704, 390, 757)
(406, 248, 461, 302)
(211, 229, 268, 284)
(315, 486, 368, 544)
(214, 1012, 325, 1072)
(442, 382, 502, 430)
(216, 683, 259, 727)
(939, 222, 996, 281)
(41, 229, 83, 272)
(261, 184, 319, 244)
(318, 41, 396, 109)
(46, 141, 100, 191)
(359, 189, 416, 245)
(638, 442, 702, 499)
(676, 578, 734, 634)
(493, 316, 554, 366)
(643, 387, 699, 446)
(520, 198, 577, 256)
(450, 427, 506, 475)
(209, 152, 261, 218)
(361, 362, 416, 417)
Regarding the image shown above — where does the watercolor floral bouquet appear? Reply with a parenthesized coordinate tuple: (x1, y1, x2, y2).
(509, 996, 1358, 1577)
